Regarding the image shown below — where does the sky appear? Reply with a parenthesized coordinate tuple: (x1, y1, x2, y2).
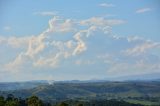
(0, 0, 160, 82)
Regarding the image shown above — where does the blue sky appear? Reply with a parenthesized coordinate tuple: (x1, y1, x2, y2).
(0, 0, 160, 82)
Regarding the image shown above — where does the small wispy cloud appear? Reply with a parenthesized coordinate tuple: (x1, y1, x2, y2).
(34, 11, 58, 16)
(124, 41, 160, 56)
(80, 17, 125, 26)
(99, 3, 115, 7)
(136, 8, 152, 14)
(3, 26, 11, 31)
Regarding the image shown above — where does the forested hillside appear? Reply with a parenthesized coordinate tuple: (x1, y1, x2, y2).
(0, 81, 160, 105)
(0, 94, 144, 106)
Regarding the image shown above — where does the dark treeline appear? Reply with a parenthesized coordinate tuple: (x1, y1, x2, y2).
(0, 94, 145, 106)
(0, 94, 43, 106)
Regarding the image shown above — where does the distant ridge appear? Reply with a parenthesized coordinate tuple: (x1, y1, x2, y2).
(0, 77, 160, 91)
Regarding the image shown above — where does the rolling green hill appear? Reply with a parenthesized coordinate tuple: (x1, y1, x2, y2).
(0, 81, 160, 105)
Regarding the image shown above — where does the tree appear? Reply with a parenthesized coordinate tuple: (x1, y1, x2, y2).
(5, 100, 19, 106)
(58, 102, 68, 106)
(77, 103, 83, 106)
(0, 96, 5, 106)
(5, 94, 19, 106)
(6, 94, 14, 101)
(19, 97, 27, 106)
(27, 96, 43, 106)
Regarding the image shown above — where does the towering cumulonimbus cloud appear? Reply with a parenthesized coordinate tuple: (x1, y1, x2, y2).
(0, 16, 160, 80)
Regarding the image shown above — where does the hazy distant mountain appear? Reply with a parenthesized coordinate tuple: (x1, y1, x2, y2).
(105, 73, 160, 81)
(0, 78, 160, 91)
(0, 81, 48, 91)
